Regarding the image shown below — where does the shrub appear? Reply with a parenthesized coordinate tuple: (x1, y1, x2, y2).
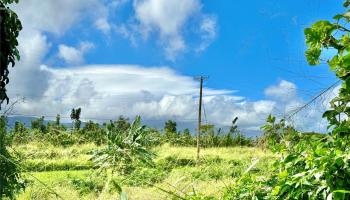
(31, 116, 47, 134)
(269, 135, 350, 199)
(10, 121, 30, 144)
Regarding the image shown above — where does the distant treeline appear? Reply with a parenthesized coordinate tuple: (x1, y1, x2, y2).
(6, 113, 255, 147)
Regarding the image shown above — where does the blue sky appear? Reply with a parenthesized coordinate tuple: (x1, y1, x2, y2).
(6, 0, 343, 133)
(47, 0, 339, 99)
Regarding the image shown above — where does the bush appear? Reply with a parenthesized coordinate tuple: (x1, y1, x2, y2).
(79, 121, 106, 145)
(269, 135, 350, 199)
(224, 123, 350, 199)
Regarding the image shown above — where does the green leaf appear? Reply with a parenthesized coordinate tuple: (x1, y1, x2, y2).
(305, 47, 321, 65)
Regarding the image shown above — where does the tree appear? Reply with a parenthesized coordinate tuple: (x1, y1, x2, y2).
(31, 116, 47, 133)
(0, 2, 24, 196)
(164, 120, 177, 133)
(179, 128, 193, 146)
(304, 1, 350, 135)
(229, 117, 238, 135)
(81, 120, 105, 145)
(11, 121, 29, 144)
(114, 115, 130, 132)
(70, 108, 82, 130)
(225, 117, 239, 146)
(55, 114, 60, 126)
(0, 0, 22, 107)
(164, 120, 177, 143)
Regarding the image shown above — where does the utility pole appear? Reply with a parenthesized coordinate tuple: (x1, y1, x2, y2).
(194, 76, 208, 162)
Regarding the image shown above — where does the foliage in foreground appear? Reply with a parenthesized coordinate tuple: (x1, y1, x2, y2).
(0, 0, 22, 105)
(0, 117, 25, 199)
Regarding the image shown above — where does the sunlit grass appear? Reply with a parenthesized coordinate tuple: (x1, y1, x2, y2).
(15, 143, 276, 200)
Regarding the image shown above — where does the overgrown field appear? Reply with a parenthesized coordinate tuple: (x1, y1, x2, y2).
(14, 143, 276, 200)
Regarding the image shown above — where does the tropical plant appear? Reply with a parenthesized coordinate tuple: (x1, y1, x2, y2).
(269, 134, 350, 199)
(70, 108, 82, 130)
(55, 114, 60, 126)
(304, 0, 350, 136)
(91, 116, 155, 175)
(31, 116, 47, 133)
(164, 120, 178, 144)
(259, 114, 299, 150)
(0, 0, 22, 106)
(225, 1, 350, 198)
(265, 1, 350, 198)
(11, 121, 29, 144)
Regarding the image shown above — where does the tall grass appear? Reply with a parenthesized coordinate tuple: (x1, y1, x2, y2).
(15, 142, 275, 200)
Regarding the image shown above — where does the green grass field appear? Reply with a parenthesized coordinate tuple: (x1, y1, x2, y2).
(14, 143, 276, 200)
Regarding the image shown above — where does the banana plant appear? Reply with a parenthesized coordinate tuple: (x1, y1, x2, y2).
(91, 116, 155, 175)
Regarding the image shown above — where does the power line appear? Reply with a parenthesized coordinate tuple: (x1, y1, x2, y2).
(286, 80, 341, 120)
(202, 101, 208, 125)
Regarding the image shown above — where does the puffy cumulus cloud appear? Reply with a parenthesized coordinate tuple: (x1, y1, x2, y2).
(8, 65, 236, 122)
(7, 29, 52, 99)
(12, 0, 111, 35)
(58, 42, 95, 65)
(134, 0, 200, 36)
(7, 1, 106, 101)
(133, 0, 200, 60)
(264, 80, 297, 102)
(116, 0, 218, 60)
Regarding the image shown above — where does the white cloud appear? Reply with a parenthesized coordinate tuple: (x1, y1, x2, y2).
(12, 0, 111, 35)
(95, 18, 112, 34)
(114, 0, 217, 60)
(196, 15, 218, 52)
(7, 0, 102, 104)
(134, 0, 200, 36)
(7, 59, 335, 133)
(58, 42, 94, 65)
(8, 65, 236, 123)
(133, 0, 200, 60)
(7, 29, 52, 99)
(265, 80, 297, 101)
